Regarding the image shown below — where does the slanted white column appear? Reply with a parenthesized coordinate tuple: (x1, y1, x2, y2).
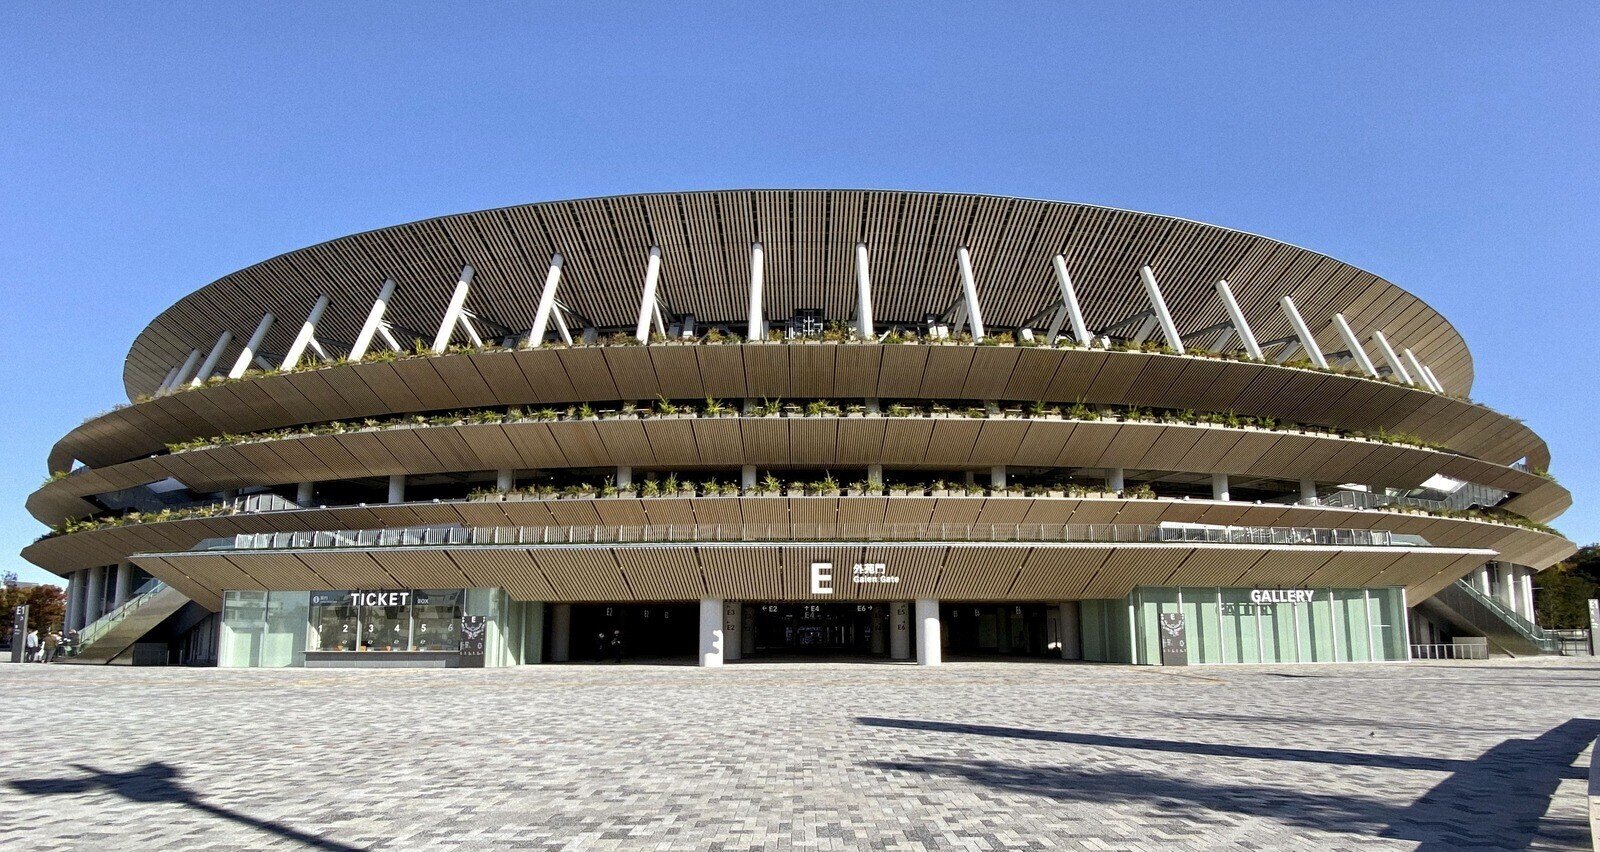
(1420, 365, 1446, 395)
(1058, 601, 1081, 660)
(348, 279, 397, 362)
(1214, 281, 1263, 360)
(1370, 330, 1414, 384)
(387, 474, 406, 504)
(1299, 479, 1318, 503)
(1519, 568, 1536, 621)
(85, 565, 107, 622)
(1138, 267, 1185, 354)
(854, 242, 875, 340)
(1279, 296, 1328, 368)
(699, 597, 725, 667)
(296, 482, 314, 505)
(155, 365, 182, 394)
(1211, 473, 1230, 501)
(635, 247, 663, 342)
(741, 465, 757, 490)
(990, 465, 1007, 490)
(190, 331, 234, 387)
(955, 247, 985, 340)
(550, 604, 571, 662)
(1051, 256, 1093, 345)
(747, 242, 766, 340)
(167, 348, 203, 392)
(1404, 349, 1440, 392)
(228, 313, 275, 379)
(496, 470, 514, 492)
(915, 598, 941, 666)
(1107, 468, 1125, 494)
(890, 601, 911, 660)
(1332, 314, 1378, 377)
(432, 266, 476, 353)
(279, 295, 330, 370)
(723, 601, 743, 661)
(113, 563, 134, 607)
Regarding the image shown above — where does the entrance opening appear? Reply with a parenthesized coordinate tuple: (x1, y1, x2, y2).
(942, 603, 1058, 658)
(566, 603, 696, 662)
(750, 602, 890, 658)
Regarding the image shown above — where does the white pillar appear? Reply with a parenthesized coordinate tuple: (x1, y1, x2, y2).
(1051, 256, 1093, 345)
(635, 247, 663, 342)
(854, 242, 875, 340)
(1214, 280, 1263, 360)
(432, 266, 476, 353)
(228, 313, 276, 379)
(1520, 569, 1536, 621)
(747, 243, 765, 340)
(1279, 296, 1328, 368)
(1404, 349, 1440, 392)
(1371, 330, 1414, 385)
(1107, 468, 1125, 494)
(867, 464, 884, 487)
(1058, 601, 1081, 660)
(387, 474, 406, 504)
(63, 572, 79, 632)
(1299, 479, 1317, 503)
(167, 349, 203, 392)
(190, 331, 234, 387)
(723, 601, 743, 661)
(741, 465, 757, 490)
(1211, 472, 1230, 501)
(616, 467, 632, 489)
(348, 279, 397, 361)
(496, 470, 515, 492)
(550, 604, 571, 662)
(955, 247, 985, 340)
(1332, 314, 1378, 376)
(278, 295, 330, 370)
(1421, 364, 1446, 395)
(1138, 266, 1185, 354)
(113, 563, 134, 607)
(915, 598, 941, 666)
(85, 565, 106, 622)
(155, 365, 182, 394)
(699, 598, 725, 667)
(990, 465, 1007, 490)
(1495, 564, 1516, 610)
(890, 601, 911, 660)
(296, 481, 314, 505)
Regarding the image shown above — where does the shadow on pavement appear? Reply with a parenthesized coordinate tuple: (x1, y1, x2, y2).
(8, 762, 363, 851)
(858, 716, 1599, 850)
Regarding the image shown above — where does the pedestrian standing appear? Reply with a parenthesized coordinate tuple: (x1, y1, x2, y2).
(610, 628, 624, 663)
(25, 629, 40, 663)
(43, 631, 60, 663)
(594, 631, 607, 662)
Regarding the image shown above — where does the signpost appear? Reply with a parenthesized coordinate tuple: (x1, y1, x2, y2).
(1159, 611, 1188, 666)
(1588, 599, 1598, 657)
(459, 615, 486, 668)
(10, 605, 28, 663)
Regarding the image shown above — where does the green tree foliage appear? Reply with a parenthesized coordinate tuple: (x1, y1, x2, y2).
(1, 572, 68, 640)
(1534, 545, 1600, 629)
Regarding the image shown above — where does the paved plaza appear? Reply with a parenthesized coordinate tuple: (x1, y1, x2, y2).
(0, 658, 1595, 851)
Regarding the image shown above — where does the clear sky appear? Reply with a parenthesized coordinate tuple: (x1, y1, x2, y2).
(1, 3, 1596, 585)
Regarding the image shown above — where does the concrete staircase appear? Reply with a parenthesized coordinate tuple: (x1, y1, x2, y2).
(65, 580, 189, 664)
(1417, 579, 1559, 657)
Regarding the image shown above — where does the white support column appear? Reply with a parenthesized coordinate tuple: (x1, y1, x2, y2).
(432, 266, 476, 353)
(550, 604, 571, 662)
(228, 313, 275, 379)
(1495, 563, 1516, 609)
(1051, 256, 1093, 345)
(1211, 472, 1230, 501)
(1299, 479, 1318, 503)
(548, 304, 573, 346)
(63, 572, 78, 632)
(1404, 349, 1440, 392)
(1138, 266, 1185, 354)
(747, 243, 765, 340)
(1278, 296, 1328, 368)
(699, 597, 725, 667)
(915, 598, 941, 666)
(890, 601, 911, 660)
(167, 349, 203, 392)
(723, 601, 743, 661)
(867, 464, 884, 487)
(279, 295, 330, 370)
(1214, 280, 1263, 360)
(85, 565, 106, 623)
(377, 324, 405, 354)
(741, 465, 757, 490)
(1476, 565, 1492, 595)
(387, 474, 406, 504)
(990, 465, 1007, 490)
(616, 466, 632, 489)
(495, 470, 514, 493)
(955, 247, 985, 340)
(1058, 601, 1081, 660)
(296, 481, 314, 505)
(1107, 468, 1125, 494)
(635, 247, 662, 342)
(190, 331, 234, 387)
(855, 242, 875, 340)
(347, 279, 397, 362)
(1332, 314, 1379, 377)
(113, 563, 134, 608)
(1420, 364, 1446, 395)
(1370, 331, 1414, 385)
(456, 311, 485, 348)
(1519, 568, 1536, 622)
(154, 365, 182, 394)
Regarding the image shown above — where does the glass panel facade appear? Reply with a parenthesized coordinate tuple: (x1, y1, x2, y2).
(261, 591, 309, 667)
(221, 590, 309, 668)
(1118, 587, 1408, 665)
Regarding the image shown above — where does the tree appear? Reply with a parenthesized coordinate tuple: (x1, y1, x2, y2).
(0, 581, 67, 642)
(1534, 546, 1600, 629)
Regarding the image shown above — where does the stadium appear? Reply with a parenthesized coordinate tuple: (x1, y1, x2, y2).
(24, 190, 1574, 668)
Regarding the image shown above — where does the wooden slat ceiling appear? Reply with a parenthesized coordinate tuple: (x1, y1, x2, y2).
(121, 191, 1475, 400)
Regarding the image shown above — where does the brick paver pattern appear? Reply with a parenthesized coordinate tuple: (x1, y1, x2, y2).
(0, 657, 1595, 850)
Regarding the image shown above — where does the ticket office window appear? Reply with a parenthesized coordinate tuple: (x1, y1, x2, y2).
(308, 590, 462, 652)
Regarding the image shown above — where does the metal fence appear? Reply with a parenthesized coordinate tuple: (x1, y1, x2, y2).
(203, 522, 1401, 552)
(1409, 643, 1489, 661)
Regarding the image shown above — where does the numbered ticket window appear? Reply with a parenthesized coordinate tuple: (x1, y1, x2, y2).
(363, 601, 410, 651)
(306, 589, 465, 653)
(410, 589, 463, 651)
(309, 592, 359, 652)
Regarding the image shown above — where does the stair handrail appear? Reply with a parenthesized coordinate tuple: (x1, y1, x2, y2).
(76, 578, 168, 649)
(1451, 578, 1559, 652)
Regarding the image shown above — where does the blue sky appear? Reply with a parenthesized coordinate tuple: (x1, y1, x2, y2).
(1, 3, 1595, 584)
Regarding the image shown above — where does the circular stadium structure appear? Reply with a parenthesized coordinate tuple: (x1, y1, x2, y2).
(27, 190, 1574, 668)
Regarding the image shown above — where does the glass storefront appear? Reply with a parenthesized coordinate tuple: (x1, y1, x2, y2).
(1082, 586, 1409, 665)
(308, 589, 464, 653)
(220, 590, 309, 667)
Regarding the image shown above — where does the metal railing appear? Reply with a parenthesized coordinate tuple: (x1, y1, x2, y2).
(75, 578, 167, 650)
(200, 521, 1405, 553)
(1314, 484, 1509, 514)
(1409, 643, 1489, 661)
(1450, 578, 1560, 653)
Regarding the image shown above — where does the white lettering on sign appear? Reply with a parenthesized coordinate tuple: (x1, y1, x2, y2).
(811, 563, 833, 595)
(852, 563, 900, 584)
(352, 591, 412, 607)
(1249, 589, 1317, 605)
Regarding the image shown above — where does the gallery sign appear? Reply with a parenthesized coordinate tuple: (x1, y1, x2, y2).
(1249, 589, 1319, 605)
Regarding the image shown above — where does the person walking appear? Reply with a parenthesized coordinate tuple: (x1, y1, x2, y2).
(593, 630, 607, 663)
(43, 631, 60, 663)
(24, 629, 40, 663)
(610, 628, 624, 663)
